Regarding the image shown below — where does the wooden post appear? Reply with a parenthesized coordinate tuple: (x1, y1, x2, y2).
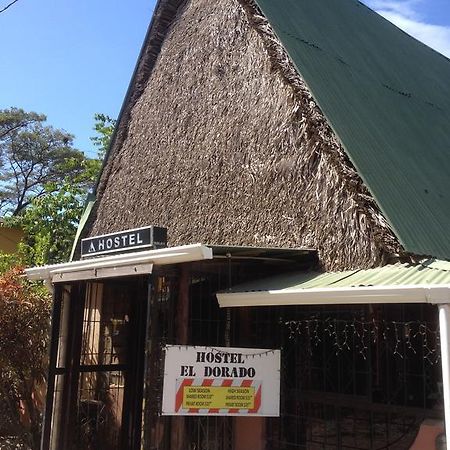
(176, 264, 190, 344)
(171, 264, 190, 450)
(144, 274, 164, 449)
(235, 307, 265, 450)
(439, 304, 450, 450)
(41, 284, 62, 450)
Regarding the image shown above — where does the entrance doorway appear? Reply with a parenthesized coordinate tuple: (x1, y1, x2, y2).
(42, 278, 148, 450)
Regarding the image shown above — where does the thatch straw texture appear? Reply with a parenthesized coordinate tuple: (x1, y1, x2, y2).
(86, 0, 401, 270)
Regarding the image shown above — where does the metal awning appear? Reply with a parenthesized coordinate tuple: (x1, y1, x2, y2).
(25, 243, 213, 283)
(25, 243, 316, 284)
(217, 259, 450, 307)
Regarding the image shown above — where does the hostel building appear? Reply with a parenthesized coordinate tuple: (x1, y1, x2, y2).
(27, 0, 450, 449)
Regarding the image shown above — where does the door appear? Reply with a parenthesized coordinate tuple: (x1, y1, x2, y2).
(41, 278, 148, 450)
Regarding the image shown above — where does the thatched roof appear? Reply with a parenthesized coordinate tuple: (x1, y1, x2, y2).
(94, 0, 186, 190)
(80, 0, 403, 271)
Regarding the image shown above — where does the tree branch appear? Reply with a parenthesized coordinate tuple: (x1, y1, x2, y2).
(0, 121, 28, 139)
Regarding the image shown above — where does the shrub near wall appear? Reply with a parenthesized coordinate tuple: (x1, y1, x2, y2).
(0, 267, 51, 450)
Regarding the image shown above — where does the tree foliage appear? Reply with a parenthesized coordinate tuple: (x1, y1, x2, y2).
(11, 112, 115, 266)
(0, 267, 51, 450)
(91, 113, 116, 159)
(0, 108, 88, 216)
(0, 108, 44, 141)
(0, 181, 87, 268)
(19, 182, 86, 265)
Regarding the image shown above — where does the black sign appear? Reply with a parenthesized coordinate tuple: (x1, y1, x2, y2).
(81, 226, 167, 258)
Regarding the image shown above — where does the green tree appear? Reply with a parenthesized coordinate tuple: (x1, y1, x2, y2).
(91, 113, 116, 159)
(18, 182, 86, 265)
(0, 108, 88, 216)
(0, 108, 44, 140)
(1, 110, 114, 267)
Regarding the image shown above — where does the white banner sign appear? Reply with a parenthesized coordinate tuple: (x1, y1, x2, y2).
(162, 345, 280, 416)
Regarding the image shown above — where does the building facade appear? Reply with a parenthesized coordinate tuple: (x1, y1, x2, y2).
(27, 0, 450, 449)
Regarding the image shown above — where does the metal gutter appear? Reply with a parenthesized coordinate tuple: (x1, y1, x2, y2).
(217, 284, 450, 307)
(25, 243, 212, 283)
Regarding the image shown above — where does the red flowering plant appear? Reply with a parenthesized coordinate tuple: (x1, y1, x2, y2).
(0, 267, 51, 449)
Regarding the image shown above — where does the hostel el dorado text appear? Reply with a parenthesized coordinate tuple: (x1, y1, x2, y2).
(179, 350, 256, 378)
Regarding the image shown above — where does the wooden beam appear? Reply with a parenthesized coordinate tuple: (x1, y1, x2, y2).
(171, 264, 190, 450)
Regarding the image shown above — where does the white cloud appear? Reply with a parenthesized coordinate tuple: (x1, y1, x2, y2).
(366, 0, 421, 19)
(364, 0, 450, 58)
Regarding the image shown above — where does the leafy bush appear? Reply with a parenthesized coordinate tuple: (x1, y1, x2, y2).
(0, 268, 51, 449)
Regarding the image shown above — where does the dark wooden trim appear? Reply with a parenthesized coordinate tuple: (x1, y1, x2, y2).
(59, 282, 86, 449)
(130, 277, 150, 450)
(77, 364, 128, 373)
(115, 278, 146, 450)
(171, 264, 190, 450)
(176, 264, 190, 344)
(142, 274, 159, 448)
(300, 390, 443, 419)
(54, 363, 128, 374)
(40, 284, 63, 450)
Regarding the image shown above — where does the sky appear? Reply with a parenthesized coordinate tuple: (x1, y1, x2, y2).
(0, 0, 449, 157)
(0, 0, 156, 157)
(363, 0, 450, 57)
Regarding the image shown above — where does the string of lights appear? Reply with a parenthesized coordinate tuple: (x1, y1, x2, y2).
(284, 318, 440, 364)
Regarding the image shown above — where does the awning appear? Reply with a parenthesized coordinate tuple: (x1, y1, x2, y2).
(25, 243, 317, 285)
(217, 259, 450, 307)
(25, 243, 213, 283)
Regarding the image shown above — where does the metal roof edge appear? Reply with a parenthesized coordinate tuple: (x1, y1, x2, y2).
(217, 284, 450, 308)
(25, 243, 213, 283)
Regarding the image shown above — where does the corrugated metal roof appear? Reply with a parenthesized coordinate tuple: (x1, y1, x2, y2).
(228, 260, 450, 292)
(255, 0, 450, 259)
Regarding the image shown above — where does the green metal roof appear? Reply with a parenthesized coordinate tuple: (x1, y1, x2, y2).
(255, 0, 450, 259)
(228, 259, 450, 292)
